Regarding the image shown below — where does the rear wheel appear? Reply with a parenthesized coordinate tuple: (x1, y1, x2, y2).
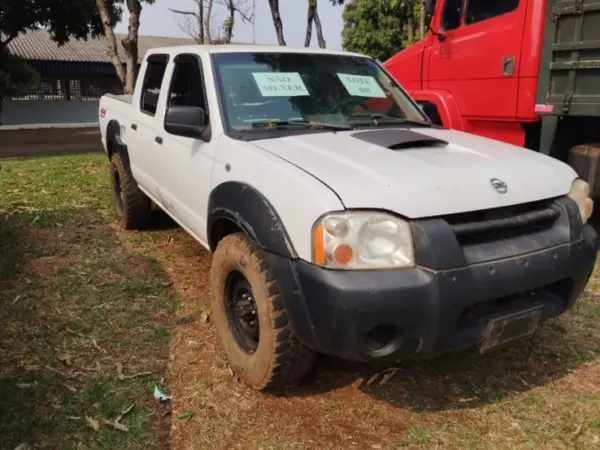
(210, 233, 315, 390)
(109, 153, 151, 230)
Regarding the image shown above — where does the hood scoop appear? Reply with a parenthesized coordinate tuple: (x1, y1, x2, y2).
(351, 129, 448, 150)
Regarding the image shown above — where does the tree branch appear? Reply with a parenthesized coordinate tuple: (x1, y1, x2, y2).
(169, 9, 199, 18)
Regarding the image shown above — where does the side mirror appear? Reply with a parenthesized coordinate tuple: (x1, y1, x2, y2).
(425, 0, 436, 14)
(164, 106, 208, 139)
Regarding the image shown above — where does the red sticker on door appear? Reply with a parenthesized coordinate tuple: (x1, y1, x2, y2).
(534, 104, 553, 113)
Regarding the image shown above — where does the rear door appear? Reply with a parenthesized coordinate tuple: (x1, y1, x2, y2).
(129, 54, 170, 193)
(427, 0, 527, 120)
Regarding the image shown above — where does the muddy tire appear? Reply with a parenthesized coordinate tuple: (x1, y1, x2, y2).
(109, 153, 151, 230)
(210, 233, 315, 390)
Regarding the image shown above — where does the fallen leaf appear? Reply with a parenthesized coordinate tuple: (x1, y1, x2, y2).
(64, 384, 78, 394)
(365, 373, 380, 387)
(378, 369, 398, 386)
(102, 419, 128, 432)
(227, 366, 234, 377)
(57, 354, 73, 367)
(92, 338, 107, 354)
(177, 410, 195, 421)
(116, 404, 134, 423)
(200, 311, 210, 324)
(13, 443, 31, 450)
(571, 423, 584, 437)
(86, 416, 100, 432)
(116, 363, 125, 381)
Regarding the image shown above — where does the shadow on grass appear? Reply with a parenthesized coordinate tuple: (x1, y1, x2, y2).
(0, 208, 179, 449)
(282, 299, 600, 412)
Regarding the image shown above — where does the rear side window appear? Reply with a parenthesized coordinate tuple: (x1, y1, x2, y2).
(441, 0, 464, 31)
(465, 0, 519, 25)
(141, 56, 168, 115)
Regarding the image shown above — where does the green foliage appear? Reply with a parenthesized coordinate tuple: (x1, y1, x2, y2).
(0, 0, 119, 46)
(341, 0, 406, 61)
(0, 49, 39, 98)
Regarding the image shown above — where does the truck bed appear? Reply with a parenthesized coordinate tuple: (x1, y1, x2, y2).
(104, 94, 133, 104)
(537, 0, 600, 116)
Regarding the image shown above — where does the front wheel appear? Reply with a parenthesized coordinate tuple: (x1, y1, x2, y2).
(210, 233, 315, 390)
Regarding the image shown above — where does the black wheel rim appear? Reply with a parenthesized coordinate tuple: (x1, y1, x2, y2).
(111, 168, 124, 217)
(225, 270, 259, 353)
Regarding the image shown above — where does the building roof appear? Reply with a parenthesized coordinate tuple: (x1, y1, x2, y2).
(6, 29, 198, 63)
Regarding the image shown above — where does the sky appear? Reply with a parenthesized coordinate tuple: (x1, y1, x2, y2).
(115, 1, 345, 49)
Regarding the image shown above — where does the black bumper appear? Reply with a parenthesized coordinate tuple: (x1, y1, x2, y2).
(268, 200, 598, 363)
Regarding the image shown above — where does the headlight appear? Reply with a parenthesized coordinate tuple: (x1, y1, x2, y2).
(568, 179, 594, 224)
(312, 211, 415, 269)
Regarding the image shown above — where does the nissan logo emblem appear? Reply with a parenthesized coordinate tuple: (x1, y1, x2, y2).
(490, 178, 508, 194)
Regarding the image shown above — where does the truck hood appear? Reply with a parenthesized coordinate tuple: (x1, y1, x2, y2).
(250, 127, 577, 218)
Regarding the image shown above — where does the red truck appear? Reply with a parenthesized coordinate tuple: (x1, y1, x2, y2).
(386, 0, 600, 199)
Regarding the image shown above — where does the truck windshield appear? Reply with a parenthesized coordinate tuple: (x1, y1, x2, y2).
(212, 52, 430, 133)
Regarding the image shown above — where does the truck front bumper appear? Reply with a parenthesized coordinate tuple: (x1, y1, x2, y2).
(269, 222, 597, 363)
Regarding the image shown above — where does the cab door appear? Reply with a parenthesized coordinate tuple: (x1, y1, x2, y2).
(154, 53, 216, 243)
(427, 0, 527, 120)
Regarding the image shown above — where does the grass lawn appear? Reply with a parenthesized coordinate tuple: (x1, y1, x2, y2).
(0, 153, 599, 450)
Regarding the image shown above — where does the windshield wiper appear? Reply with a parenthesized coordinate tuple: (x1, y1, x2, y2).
(347, 113, 432, 127)
(250, 120, 351, 131)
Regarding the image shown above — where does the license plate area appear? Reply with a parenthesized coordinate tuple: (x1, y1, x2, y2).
(480, 305, 544, 353)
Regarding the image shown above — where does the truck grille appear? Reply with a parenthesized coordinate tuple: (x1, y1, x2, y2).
(443, 200, 560, 244)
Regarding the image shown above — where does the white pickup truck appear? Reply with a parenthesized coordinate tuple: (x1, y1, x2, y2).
(99, 44, 597, 390)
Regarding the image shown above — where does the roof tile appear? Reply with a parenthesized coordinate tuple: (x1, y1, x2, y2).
(6, 29, 198, 63)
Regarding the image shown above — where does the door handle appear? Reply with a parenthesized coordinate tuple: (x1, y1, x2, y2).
(502, 56, 515, 77)
(131, 123, 137, 130)
(155, 136, 163, 145)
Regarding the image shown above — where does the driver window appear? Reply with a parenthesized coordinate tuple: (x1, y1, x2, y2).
(441, 0, 464, 31)
(168, 56, 208, 114)
(465, 0, 519, 25)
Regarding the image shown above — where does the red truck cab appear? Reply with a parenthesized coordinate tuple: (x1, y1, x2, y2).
(385, 0, 546, 147)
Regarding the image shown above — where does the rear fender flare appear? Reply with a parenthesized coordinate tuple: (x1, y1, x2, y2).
(106, 119, 131, 170)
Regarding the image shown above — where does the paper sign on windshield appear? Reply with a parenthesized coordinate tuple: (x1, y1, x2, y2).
(252, 73, 309, 97)
(337, 73, 387, 98)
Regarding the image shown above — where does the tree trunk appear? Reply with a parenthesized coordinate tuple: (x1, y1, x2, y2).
(95, 0, 126, 88)
(313, 0, 326, 48)
(268, 0, 286, 46)
(198, 0, 205, 44)
(121, 0, 142, 95)
(206, 0, 214, 44)
(304, 0, 315, 47)
(225, 0, 235, 43)
(406, 1, 414, 43)
(419, 0, 426, 40)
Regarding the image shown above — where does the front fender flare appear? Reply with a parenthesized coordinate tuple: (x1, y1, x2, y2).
(207, 182, 297, 258)
(410, 89, 466, 131)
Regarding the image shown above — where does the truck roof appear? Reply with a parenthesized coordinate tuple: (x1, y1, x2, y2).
(145, 44, 370, 59)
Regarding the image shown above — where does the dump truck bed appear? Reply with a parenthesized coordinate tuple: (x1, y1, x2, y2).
(537, 0, 600, 116)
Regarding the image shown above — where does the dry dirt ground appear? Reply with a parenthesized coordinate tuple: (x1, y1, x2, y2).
(0, 153, 599, 450)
